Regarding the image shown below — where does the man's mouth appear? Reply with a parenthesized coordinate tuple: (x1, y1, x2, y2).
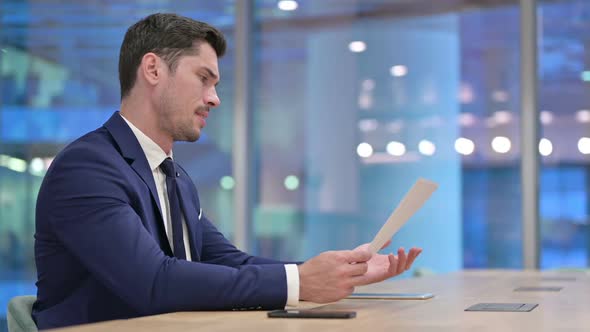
(196, 111, 208, 127)
(196, 108, 209, 119)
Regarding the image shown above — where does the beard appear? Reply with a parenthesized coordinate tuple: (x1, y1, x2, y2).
(158, 88, 202, 143)
(173, 113, 201, 142)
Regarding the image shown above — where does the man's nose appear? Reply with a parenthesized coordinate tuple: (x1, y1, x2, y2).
(205, 88, 220, 107)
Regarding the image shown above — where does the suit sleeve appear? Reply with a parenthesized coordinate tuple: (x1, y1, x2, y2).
(41, 145, 288, 315)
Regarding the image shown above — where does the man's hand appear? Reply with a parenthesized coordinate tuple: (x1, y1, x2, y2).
(298, 241, 422, 303)
(298, 249, 372, 303)
(351, 241, 422, 286)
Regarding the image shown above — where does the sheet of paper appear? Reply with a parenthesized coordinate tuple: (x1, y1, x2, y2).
(368, 178, 438, 254)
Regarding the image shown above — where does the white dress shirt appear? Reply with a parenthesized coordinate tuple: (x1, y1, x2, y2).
(120, 114, 299, 306)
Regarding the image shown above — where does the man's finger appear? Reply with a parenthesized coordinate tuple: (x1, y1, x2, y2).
(405, 248, 422, 270)
(396, 248, 407, 274)
(347, 248, 372, 263)
(388, 254, 398, 275)
(380, 239, 392, 250)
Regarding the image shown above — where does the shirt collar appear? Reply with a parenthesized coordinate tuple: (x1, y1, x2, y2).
(120, 113, 172, 171)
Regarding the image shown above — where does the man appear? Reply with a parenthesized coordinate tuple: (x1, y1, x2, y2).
(32, 13, 422, 329)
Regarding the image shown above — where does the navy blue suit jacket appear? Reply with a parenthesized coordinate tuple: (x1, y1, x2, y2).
(33, 112, 289, 329)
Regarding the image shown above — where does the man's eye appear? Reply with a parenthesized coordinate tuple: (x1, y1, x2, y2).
(200, 75, 208, 82)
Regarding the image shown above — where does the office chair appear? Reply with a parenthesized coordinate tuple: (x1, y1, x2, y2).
(7, 296, 38, 332)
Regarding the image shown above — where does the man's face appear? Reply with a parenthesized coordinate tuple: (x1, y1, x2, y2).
(157, 42, 221, 143)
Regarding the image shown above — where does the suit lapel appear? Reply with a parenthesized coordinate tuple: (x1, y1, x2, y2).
(103, 112, 172, 256)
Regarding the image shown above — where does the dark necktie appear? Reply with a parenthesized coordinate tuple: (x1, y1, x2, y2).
(159, 158, 187, 259)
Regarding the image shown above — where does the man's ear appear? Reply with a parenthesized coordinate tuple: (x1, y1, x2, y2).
(140, 52, 164, 86)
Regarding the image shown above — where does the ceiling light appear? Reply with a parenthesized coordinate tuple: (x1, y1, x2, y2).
(348, 41, 366, 53)
(540, 110, 553, 125)
(386, 141, 406, 156)
(576, 110, 590, 123)
(418, 140, 436, 156)
(390, 65, 407, 77)
(491, 136, 511, 154)
(357, 142, 373, 158)
(493, 111, 512, 124)
(578, 137, 590, 155)
(278, 0, 298, 11)
(455, 138, 475, 156)
(539, 138, 553, 156)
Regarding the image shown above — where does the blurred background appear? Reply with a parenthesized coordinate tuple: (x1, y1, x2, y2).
(1, 0, 589, 329)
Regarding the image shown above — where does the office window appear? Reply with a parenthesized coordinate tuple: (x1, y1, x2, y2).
(251, 0, 525, 271)
(0, 0, 236, 324)
(254, 1, 468, 271)
(538, 0, 590, 268)
(460, 6, 522, 268)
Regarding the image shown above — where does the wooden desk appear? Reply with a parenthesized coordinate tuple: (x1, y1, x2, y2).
(51, 270, 590, 331)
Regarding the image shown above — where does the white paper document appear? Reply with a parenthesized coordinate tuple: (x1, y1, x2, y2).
(368, 178, 438, 254)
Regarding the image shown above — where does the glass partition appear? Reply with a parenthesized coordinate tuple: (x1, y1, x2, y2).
(538, 0, 590, 269)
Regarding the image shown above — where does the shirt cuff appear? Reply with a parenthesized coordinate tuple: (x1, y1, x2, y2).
(284, 264, 300, 307)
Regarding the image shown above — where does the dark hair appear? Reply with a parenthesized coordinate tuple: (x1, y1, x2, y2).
(118, 13, 226, 100)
